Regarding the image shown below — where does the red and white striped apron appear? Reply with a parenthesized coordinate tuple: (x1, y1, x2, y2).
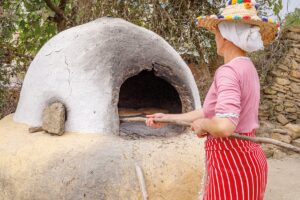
(203, 130, 268, 200)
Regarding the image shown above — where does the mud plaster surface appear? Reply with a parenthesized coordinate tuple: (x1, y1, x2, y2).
(0, 114, 205, 200)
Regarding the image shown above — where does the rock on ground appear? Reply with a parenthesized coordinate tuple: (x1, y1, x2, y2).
(42, 102, 65, 135)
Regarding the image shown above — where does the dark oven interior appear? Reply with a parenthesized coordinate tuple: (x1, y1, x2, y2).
(118, 69, 184, 137)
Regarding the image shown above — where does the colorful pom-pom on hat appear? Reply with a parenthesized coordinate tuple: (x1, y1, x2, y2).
(196, 0, 279, 45)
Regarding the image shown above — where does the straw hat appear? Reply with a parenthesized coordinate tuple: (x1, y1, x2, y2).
(196, 0, 280, 45)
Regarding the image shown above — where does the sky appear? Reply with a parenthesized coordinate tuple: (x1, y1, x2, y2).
(280, 0, 300, 17)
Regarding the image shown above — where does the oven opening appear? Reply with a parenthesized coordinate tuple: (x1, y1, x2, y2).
(118, 69, 184, 137)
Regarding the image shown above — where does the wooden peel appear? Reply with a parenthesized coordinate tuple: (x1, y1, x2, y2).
(120, 117, 300, 154)
(118, 107, 169, 117)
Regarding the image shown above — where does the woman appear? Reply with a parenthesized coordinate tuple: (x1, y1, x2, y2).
(146, 1, 279, 200)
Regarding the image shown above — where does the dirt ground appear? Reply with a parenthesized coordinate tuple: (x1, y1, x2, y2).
(265, 154, 300, 200)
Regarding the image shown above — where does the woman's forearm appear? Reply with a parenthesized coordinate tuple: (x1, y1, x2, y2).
(196, 117, 236, 138)
(167, 109, 204, 123)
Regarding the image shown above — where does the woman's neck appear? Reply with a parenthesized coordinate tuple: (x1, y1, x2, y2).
(223, 44, 246, 63)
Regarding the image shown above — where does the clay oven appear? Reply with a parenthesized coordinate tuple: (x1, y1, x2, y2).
(14, 17, 201, 135)
(2, 18, 205, 200)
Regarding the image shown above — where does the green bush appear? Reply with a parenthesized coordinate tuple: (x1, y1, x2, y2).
(284, 8, 300, 28)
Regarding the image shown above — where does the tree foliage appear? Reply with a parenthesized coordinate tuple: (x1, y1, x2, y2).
(1, 0, 284, 73)
(0, 0, 284, 117)
(284, 8, 300, 27)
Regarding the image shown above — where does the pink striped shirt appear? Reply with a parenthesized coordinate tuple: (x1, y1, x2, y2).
(203, 57, 260, 133)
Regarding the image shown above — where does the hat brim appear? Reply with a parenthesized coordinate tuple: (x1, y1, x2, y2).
(197, 18, 278, 45)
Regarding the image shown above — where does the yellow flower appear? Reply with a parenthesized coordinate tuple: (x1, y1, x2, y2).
(225, 15, 233, 20)
(244, 2, 252, 9)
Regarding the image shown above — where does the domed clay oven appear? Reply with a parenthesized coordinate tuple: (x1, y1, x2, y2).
(14, 17, 201, 136)
(0, 17, 205, 200)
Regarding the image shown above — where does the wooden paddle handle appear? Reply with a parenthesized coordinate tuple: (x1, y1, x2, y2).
(120, 117, 300, 154)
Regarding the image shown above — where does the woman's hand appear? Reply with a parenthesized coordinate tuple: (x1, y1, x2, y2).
(145, 113, 169, 128)
(191, 119, 208, 138)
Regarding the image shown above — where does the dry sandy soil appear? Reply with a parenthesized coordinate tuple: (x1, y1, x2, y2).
(265, 154, 300, 200)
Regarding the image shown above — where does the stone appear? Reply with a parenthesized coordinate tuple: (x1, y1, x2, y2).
(275, 77, 290, 85)
(290, 83, 300, 94)
(42, 102, 65, 135)
(285, 107, 297, 113)
(256, 126, 270, 137)
(28, 126, 43, 133)
(259, 103, 270, 110)
(256, 121, 275, 137)
(265, 95, 276, 99)
(290, 70, 300, 79)
(276, 114, 289, 125)
(264, 88, 277, 95)
(261, 144, 274, 158)
(258, 113, 267, 118)
(288, 115, 298, 121)
(270, 70, 282, 77)
(292, 59, 300, 70)
(275, 104, 284, 112)
(291, 43, 300, 48)
(259, 117, 268, 121)
(283, 57, 291, 66)
(258, 111, 269, 116)
(291, 47, 300, 55)
(290, 77, 300, 83)
(278, 64, 289, 71)
(287, 27, 300, 33)
(285, 31, 300, 41)
(292, 138, 300, 148)
(271, 132, 292, 144)
(284, 101, 295, 107)
(277, 92, 286, 98)
(292, 94, 300, 99)
(272, 128, 290, 135)
(285, 123, 300, 139)
(286, 95, 295, 100)
(272, 149, 287, 159)
(274, 83, 288, 90)
(257, 131, 270, 138)
(260, 121, 276, 129)
(286, 32, 300, 41)
(264, 149, 274, 158)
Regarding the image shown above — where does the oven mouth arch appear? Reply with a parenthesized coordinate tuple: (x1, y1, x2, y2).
(112, 63, 195, 138)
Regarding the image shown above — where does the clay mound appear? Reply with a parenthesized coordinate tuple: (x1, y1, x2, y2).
(0, 114, 205, 200)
